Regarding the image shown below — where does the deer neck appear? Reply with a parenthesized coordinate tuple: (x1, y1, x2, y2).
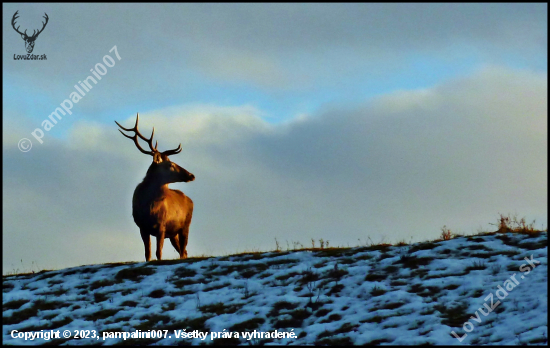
(137, 177, 171, 200)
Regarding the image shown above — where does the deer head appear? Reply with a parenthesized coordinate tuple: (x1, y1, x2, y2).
(12, 11, 49, 54)
(115, 113, 195, 185)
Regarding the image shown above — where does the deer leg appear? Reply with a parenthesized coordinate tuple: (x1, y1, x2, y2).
(178, 232, 188, 259)
(169, 235, 181, 255)
(180, 214, 192, 259)
(140, 230, 151, 262)
(156, 227, 165, 260)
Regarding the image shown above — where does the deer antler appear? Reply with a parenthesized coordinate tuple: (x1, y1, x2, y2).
(11, 11, 49, 39)
(11, 11, 25, 37)
(116, 113, 183, 157)
(29, 13, 49, 39)
(162, 143, 182, 157)
(116, 113, 158, 156)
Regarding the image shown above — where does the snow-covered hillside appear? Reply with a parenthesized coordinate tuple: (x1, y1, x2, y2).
(3, 231, 547, 345)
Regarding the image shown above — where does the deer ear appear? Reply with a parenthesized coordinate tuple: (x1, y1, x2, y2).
(21, 34, 26, 40)
(153, 152, 163, 164)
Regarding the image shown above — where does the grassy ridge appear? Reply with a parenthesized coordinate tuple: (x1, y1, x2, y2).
(3, 215, 548, 345)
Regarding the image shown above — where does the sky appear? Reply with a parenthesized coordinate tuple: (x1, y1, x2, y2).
(2, 3, 547, 274)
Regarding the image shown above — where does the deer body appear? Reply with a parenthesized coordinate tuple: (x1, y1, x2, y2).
(133, 179, 194, 261)
(117, 114, 195, 261)
(132, 185, 193, 238)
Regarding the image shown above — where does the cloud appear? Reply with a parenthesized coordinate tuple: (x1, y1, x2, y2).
(3, 66, 546, 273)
(3, 3, 546, 93)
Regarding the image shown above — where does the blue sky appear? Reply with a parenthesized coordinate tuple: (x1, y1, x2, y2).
(3, 3, 547, 273)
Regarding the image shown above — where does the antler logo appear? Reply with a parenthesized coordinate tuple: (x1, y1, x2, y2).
(11, 11, 49, 54)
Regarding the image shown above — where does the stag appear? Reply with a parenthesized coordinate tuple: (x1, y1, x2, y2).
(116, 114, 195, 261)
(11, 11, 49, 53)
